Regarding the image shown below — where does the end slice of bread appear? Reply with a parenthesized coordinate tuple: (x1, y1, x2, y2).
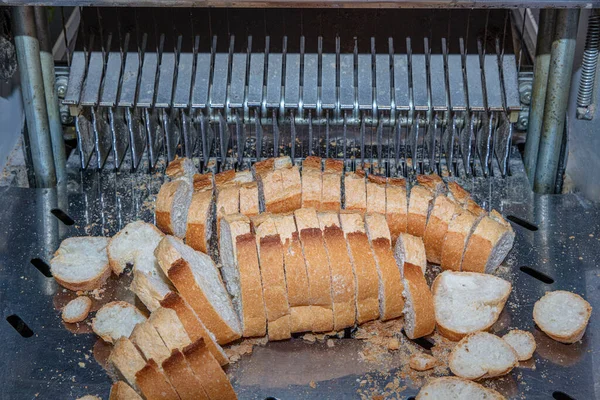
(449, 331, 518, 380)
(109, 337, 146, 390)
(416, 376, 506, 400)
(108, 221, 165, 275)
(394, 232, 427, 276)
(130, 267, 174, 312)
(462, 213, 515, 274)
(533, 290, 592, 344)
(432, 271, 511, 341)
(135, 359, 180, 400)
(62, 296, 92, 323)
(502, 330, 536, 361)
(162, 349, 209, 400)
(156, 179, 193, 238)
(50, 236, 111, 291)
(92, 301, 146, 344)
(402, 263, 435, 339)
(109, 381, 143, 400)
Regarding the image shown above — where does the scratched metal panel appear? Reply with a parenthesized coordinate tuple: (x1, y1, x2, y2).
(99, 52, 121, 107)
(247, 53, 265, 108)
(80, 52, 104, 106)
(117, 53, 140, 107)
(466, 54, 485, 112)
(412, 54, 428, 111)
(339, 54, 355, 111)
(502, 55, 521, 111)
(173, 53, 194, 108)
(430, 54, 447, 111)
(447, 54, 466, 111)
(357, 54, 372, 111)
(393, 54, 409, 111)
(266, 53, 283, 109)
(192, 53, 211, 109)
(284, 53, 300, 109)
(303, 54, 318, 110)
(229, 53, 248, 109)
(484, 55, 503, 111)
(375, 54, 391, 111)
(64, 51, 87, 105)
(155, 52, 175, 108)
(211, 53, 230, 109)
(134, 53, 157, 108)
(321, 54, 337, 110)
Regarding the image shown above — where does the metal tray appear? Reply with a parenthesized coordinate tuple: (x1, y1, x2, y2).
(1, 150, 598, 400)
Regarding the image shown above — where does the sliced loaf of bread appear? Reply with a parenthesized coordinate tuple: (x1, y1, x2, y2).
(109, 337, 146, 390)
(239, 181, 260, 216)
(462, 212, 515, 273)
(321, 159, 343, 211)
(394, 232, 427, 276)
(440, 209, 484, 272)
(423, 195, 462, 264)
(130, 320, 172, 365)
(366, 175, 387, 214)
(279, 164, 303, 212)
(402, 262, 435, 339)
(162, 349, 209, 400)
(156, 178, 193, 238)
(135, 359, 180, 400)
(533, 290, 592, 344)
(186, 186, 215, 254)
(416, 174, 446, 196)
(416, 376, 506, 399)
(407, 185, 434, 237)
(344, 171, 367, 213)
(386, 177, 408, 245)
(301, 156, 323, 209)
(149, 307, 192, 351)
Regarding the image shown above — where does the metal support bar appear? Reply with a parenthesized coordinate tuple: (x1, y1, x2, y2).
(523, 9, 554, 186)
(12, 6, 57, 188)
(34, 7, 67, 184)
(534, 9, 580, 194)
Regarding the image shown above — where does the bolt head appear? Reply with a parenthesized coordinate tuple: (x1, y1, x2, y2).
(57, 85, 67, 98)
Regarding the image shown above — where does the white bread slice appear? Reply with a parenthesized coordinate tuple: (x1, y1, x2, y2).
(130, 320, 172, 365)
(254, 215, 291, 340)
(220, 213, 267, 338)
(364, 212, 404, 321)
(50, 236, 111, 291)
(135, 359, 180, 400)
(423, 195, 462, 264)
(449, 331, 518, 380)
(109, 381, 143, 400)
(339, 212, 380, 324)
(149, 307, 192, 351)
(108, 221, 165, 275)
(62, 296, 92, 323)
(320, 159, 343, 211)
(92, 301, 146, 344)
(402, 263, 435, 339)
(407, 185, 434, 237)
(416, 376, 506, 400)
(409, 353, 438, 371)
(318, 211, 357, 330)
(462, 212, 515, 273)
(440, 209, 484, 272)
(432, 271, 511, 341)
(239, 181, 260, 216)
(162, 349, 209, 400)
(215, 183, 240, 241)
(166, 156, 197, 180)
(533, 290, 592, 344)
(301, 156, 323, 209)
(446, 181, 471, 206)
(160, 292, 229, 366)
(273, 214, 313, 333)
(344, 171, 367, 213)
(386, 177, 408, 245)
(366, 175, 387, 214)
(109, 337, 146, 390)
(186, 187, 214, 254)
(155, 236, 242, 344)
(183, 339, 237, 400)
(130, 267, 174, 312)
(394, 232, 427, 276)
(156, 178, 193, 238)
(294, 208, 334, 332)
(416, 174, 446, 196)
(260, 169, 286, 213)
(502, 330, 536, 361)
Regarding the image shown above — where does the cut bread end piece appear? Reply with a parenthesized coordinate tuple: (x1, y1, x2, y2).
(62, 296, 92, 323)
(130, 266, 174, 312)
(135, 359, 180, 400)
(92, 301, 146, 344)
(402, 263, 435, 339)
(108, 221, 165, 275)
(156, 179, 193, 238)
(416, 376, 506, 400)
(394, 232, 427, 276)
(533, 290, 592, 344)
(462, 214, 515, 274)
(502, 330, 536, 361)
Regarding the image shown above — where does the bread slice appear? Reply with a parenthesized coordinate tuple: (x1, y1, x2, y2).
(109, 381, 143, 400)
(416, 376, 506, 400)
(220, 213, 267, 338)
(130, 320, 172, 365)
(407, 185, 434, 237)
(446, 181, 471, 206)
(149, 307, 192, 351)
(364, 212, 404, 321)
(215, 183, 240, 241)
(423, 195, 462, 264)
(449, 331, 518, 380)
(130, 267, 175, 312)
(301, 157, 323, 209)
(156, 179, 194, 238)
(440, 209, 484, 272)
(409, 353, 438, 371)
(533, 290, 592, 344)
(273, 214, 313, 333)
(386, 177, 408, 245)
(432, 271, 511, 341)
(109, 337, 146, 390)
(108, 221, 165, 275)
(160, 292, 229, 366)
(183, 339, 237, 400)
(274, 155, 293, 169)
(344, 171, 367, 213)
(92, 301, 146, 344)
(135, 359, 180, 400)
(271, 164, 303, 213)
(62, 296, 92, 323)
(294, 208, 334, 332)
(50, 236, 111, 291)
(461, 212, 515, 273)
(394, 232, 427, 276)
(166, 156, 197, 180)
(416, 174, 446, 196)
(366, 175, 387, 214)
(318, 211, 357, 330)
(193, 171, 213, 190)
(162, 349, 209, 400)
(239, 181, 260, 216)
(155, 236, 242, 344)
(320, 159, 343, 211)
(253, 158, 275, 177)
(186, 188, 214, 254)
(402, 263, 435, 339)
(254, 216, 291, 340)
(259, 169, 286, 213)
(339, 212, 380, 324)
(502, 330, 536, 361)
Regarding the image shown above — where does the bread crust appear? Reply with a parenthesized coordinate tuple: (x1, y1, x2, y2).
(416, 174, 445, 195)
(130, 320, 172, 365)
(416, 377, 506, 400)
(449, 332, 518, 380)
(366, 175, 387, 214)
(395, 233, 427, 275)
(135, 359, 180, 400)
(278, 165, 303, 212)
(109, 381, 142, 400)
(156, 180, 183, 235)
(239, 181, 260, 216)
(324, 158, 344, 173)
(403, 263, 435, 338)
(386, 178, 408, 244)
(344, 172, 367, 213)
(533, 290, 592, 344)
(281, 231, 313, 333)
(62, 296, 93, 323)
(109, 337, 146, 390)
(301, 168, 322, 209)
(303, 156, 323, 171)
(370, 237, 405, 320)
(345, 231, 380, 324)
(183, 339, 237, 400)
(407, 185, 433, 237)
(186, 189, 213, 253)
(446, 181, 471, 205)
(192, 172, 213, 191)
(440, 210, 482, 271)
(53, 267, 112, 293)
(162, 349, 209, 400)
(321, 171, 342, 211)
(462, 216, 508, 273)
(423, 195, 462, 264)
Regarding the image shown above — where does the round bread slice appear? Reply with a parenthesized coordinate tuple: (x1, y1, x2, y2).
(92, 301, 146, 344)
(533, 290, 592, 344)
(50, 236, 111, 291)
(432, 271, 511, 341)
(502, 330, 536, 361)
(449, 331, 518, 380)
(62, 296, 92, 323)
(108, 221, 164, 275)
(416, 376, 506, 399)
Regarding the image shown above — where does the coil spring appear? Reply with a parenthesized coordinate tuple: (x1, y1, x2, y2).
(577, 13, 600, 108)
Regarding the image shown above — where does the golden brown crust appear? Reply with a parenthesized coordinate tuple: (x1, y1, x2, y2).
(303, 156, 323, 171)
(186, 190, 213, 253)
(109, 337, 146, 390)
(416, 174, 445, 194)
(447, 181, 471, 205)
(214, 169, 236, 186)
(162, 349, 209, 400)
(386, 178, 408, 244)
(440, 210, 480, 271)
(183, 339, 237, 400)
(461, 216, 504, 273)
(370, 237, 405, 321)
(109, 381, 143, 400)
(278, 166, 303, 212)
(130, 321, 172, 365)
(345, 231, 380, 324)
(324, 158, 344, 173)
(253, 158, 275, 177)
(403, 263, 435, 338)
(135, 359, 180, 400)
(407, 185, 433, 237)
(423, 196, 462, 264)
(53, 267, 111, 292)
(282, 232, 313, 333)
(192, 172, 213, 191)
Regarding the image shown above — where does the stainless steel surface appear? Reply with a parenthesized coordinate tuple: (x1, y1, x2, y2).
(524, 9, 555, 186)
(1, 151, 599, 399)
(575, 11, 600, 120)
(534, 9, 580, 194)
(12, 6, 57, 188)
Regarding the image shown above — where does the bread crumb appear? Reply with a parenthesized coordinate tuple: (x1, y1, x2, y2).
(387, 338, 400, 351)
(409, 353, 438, 371)
(327, 339, 335, 348)
(309, 380, 317, 389)
(78, 362, 85, 368)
